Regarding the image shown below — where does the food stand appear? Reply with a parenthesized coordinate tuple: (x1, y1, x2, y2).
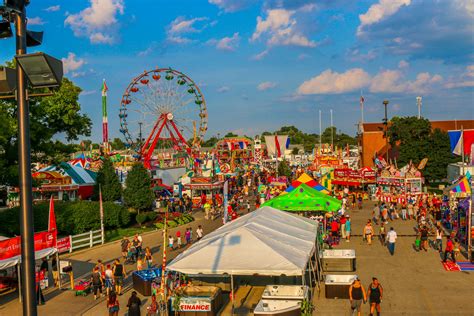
(183, 177, 224, 208)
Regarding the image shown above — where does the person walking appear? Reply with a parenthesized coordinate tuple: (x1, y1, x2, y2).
(107, 292, 120, 316)
(443, 237, 456, 263)
(363, 220, 375, 245)
(345, 215, 351, 242)
(51, 256, 59, 287)
(419, 225, 429, 251)
(372, 203, 380, 225)
(176, 230, 182, 248)
(169, 235, 174, 250)
(145, 247, 153, 269)
(104, 264, 114, 296)
(121, 237, 130, 259)
(367, 278, 383, 316)
(113, 259, 127, 295)
(127, 290, 142, 316)
(379, 223, 386, 246)
(91, 266, 103, 300)
(349, 278, 366, 316)
(340, 215, 347, 240)
(386, 227, 397, 255)
(196, 225, 204, 241)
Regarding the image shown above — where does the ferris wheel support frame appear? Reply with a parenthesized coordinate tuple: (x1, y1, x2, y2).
(141, 113, 192, 169)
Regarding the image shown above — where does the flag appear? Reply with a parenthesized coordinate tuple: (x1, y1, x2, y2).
(453, 132, 463, 156)
(48, 195, 57, 246)
(264, 135, 288, 158)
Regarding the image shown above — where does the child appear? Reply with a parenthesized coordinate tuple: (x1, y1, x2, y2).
(168, 235, 174, 249)
(176, 230, 182, 248)
(453, 238, 461, 260)
(136, 257, 143, 271)
(379, 223, 386, 246)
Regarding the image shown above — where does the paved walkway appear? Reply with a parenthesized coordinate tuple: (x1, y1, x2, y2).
(313, 202, 474, 315)
(0, 209, 226, 316)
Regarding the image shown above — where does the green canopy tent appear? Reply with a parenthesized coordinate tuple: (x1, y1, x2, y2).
(262, 183, 342, 212)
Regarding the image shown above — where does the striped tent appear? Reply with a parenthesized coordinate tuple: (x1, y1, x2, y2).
(286, 173, 329, 194)
(40, 162, 96, 185)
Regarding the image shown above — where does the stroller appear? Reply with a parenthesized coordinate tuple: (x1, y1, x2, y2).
(125, 245, 137, 264)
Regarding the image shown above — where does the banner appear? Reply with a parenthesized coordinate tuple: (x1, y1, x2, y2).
(264, 135, 289, 157)
(48, 196, 57, 247)
(56, 237, 71, 254)
(0, 231, 55, 261)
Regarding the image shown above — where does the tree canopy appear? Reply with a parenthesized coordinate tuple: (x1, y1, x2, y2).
(93, 159, 122, 201)
(123, 163, 154, 212)
(387, 116, 460, 182)
(0, 72, 91, 185)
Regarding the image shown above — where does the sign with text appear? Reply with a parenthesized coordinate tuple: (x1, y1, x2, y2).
(172, 297, 212, 312)
(0, 231, 55, 261)
(56, 237, 71, 254)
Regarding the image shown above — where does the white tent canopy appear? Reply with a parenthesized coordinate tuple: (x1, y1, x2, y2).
(167, 206, 317, 276)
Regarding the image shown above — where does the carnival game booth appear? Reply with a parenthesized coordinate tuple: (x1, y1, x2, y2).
(183, 176, 224, 209)
(215, 137, 253, 172)
(167, 207, 318, 315)
(331, 167, 376, 194)
(37, 162, 97, 200)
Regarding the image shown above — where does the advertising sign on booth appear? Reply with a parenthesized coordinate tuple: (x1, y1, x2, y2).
(171, 296, 212, 312)
(0, 231, 55, 261)
(57, 237, 71, 254)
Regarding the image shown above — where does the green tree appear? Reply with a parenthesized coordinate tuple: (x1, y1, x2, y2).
(0, 75, 91, 185)
(93, 159, 122, 201)
(277, 159, 292, 179)
(111, 138, 126, 150)
(387, 116, 459, 182)
(224, 132, 238, 138)
(123, 163, 154, 212)
(202, 136, 218, 147)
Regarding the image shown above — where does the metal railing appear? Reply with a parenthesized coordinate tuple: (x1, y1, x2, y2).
(68, 229, 103, 253)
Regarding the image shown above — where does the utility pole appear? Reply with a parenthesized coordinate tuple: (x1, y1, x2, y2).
(330, 109, 334, 151)
(138, 122, 143, 146)
(383, 100, 389, 162)
(319, 110, 322, 153)
(15, 7, 37, 315)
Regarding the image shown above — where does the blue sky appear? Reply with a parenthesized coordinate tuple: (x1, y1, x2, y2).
(1, 0, 473, 142)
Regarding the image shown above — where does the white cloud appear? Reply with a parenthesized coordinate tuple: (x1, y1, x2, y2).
(257, 81, 277, 91)
(166, 16, 208, 44)
(444, 65, 474, 88)
(89, 32, 114, 44)
(358, 0, 411, 35)
(370, 70, 442, 93)
(45, 5, 60, 12)
(72, 71, 86, 78)
(455, 0, 474, 17)
(297, 67, 443, 94)
(209, 0, 256, 12)
(61, 53, 86, 74)
(252, 50, 269, 60)
(298, 68, 371, 94)
(208, 33, 240, 51)
(28, 17, 45, 25)
(169, 17, 207, 34)
(251, 9, 316, 47)
(398, 60, 409, 69)
(347, 48, 377, 62)
(217, 86, 230, 93)
(80, 90, 97, 96)
(65, 0, 124, 44)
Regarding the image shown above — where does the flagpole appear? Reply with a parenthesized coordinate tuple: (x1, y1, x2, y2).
(360, 93, 364, 124)
(461, 125, 465, 176)
(319, 110, 322, 152)
(99, 184, 105, 245)
(330, 109, 333, 151)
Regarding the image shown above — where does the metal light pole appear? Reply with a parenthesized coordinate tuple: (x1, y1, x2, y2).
(383, 100, 389, 162)
(416, 96, 422, 119)
(15, 8, 38, 315)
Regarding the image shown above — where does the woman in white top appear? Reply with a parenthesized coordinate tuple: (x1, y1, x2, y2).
(435, 226, 443, 253)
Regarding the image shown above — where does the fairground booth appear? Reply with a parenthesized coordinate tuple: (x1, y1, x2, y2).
(183, 176, 224, 208)
(443, 173, 473, 247)
(167, 207, 318, 315)
(375, 163, 424, 204)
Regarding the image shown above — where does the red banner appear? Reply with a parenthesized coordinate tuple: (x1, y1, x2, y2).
(56, 237, 71, 254)
(0, 231, 55, 261)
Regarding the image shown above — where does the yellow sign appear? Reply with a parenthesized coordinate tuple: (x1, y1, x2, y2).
(417, 158, 428, 170)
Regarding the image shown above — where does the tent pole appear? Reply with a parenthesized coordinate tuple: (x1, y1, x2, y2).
(231, 274, 234, 315)
(17, 263, 22, 303)
(56, 251, 62, 289)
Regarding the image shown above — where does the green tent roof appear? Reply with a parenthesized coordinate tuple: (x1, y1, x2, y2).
(262, 183, 342, 212)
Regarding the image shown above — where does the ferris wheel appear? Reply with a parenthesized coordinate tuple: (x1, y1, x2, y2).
(119, 67, 208, 168)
